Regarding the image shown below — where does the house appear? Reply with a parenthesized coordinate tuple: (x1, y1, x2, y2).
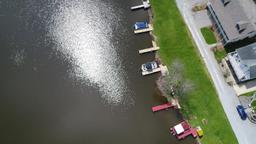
(207, 0, 256, 48)
(228, 42, 256, 82)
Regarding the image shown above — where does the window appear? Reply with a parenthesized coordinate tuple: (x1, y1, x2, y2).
(236, 21, 248, 33)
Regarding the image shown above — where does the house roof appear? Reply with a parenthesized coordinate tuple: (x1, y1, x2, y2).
(237, 42, 256, 61)
(250, 65, 256, 79)
(209, 0, 256, 40)
(236, 42, 256, 79)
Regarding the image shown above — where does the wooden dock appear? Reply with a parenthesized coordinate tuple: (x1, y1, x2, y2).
(134, 24, 153, 34)
(131, 1, 150, 10)
(139, 41, 159, 54)
(131, 5, 144, 10)
(139, 47, 159, 54)
(142, 67, 161, 76)
(151, 98, 180, 112)
(151, 102, 174, 112)
(177, 128, 197, 139)
(142, 64, 168, 76)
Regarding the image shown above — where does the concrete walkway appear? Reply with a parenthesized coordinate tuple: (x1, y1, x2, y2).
(175, 0, 256, 144)
(193, 10, 211, 28)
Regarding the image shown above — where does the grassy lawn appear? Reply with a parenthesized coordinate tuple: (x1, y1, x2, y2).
(150, 0, 238, 143)
(241, 91, 256, 97)
(214, 49, 226, 63)
(201, 27, 217, 44)
(253, 101, 256, 107)
(252, 101, 256, 111)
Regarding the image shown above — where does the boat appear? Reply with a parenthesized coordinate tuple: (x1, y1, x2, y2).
(134, 22, 149, 30)
(141, 61, 158, 72)
(170, 121, 198, 139)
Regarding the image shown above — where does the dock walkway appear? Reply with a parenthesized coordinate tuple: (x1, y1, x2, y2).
(151, 99, 180, 112)
(142, 67, 160, 76)
(152, 102, 174, 112)
(139, 41, 159, 54)
(134, 24, 153, 34)
(177, 128, 197, 139)
(139, 47, 159, 54)
(131, 0, 150, 10)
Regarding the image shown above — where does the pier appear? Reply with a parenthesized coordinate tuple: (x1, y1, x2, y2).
(139, 47, 159, 54)
(142, 67, 161, 76)
(131, 0, 150, 10)
(151, 99, 180, 112)
(142, 64, 168, 76)
(177, 128, 197, 139)
(134, 24, 153, 34)
(139, 41, 159, 54)
(152, 102, 174, 112)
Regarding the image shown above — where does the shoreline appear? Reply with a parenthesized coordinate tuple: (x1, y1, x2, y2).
(149, 0, 238, 143)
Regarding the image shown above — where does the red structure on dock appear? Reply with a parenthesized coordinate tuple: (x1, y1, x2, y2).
(151, 99, 181, 112)
(151, 102, 174, 112)
(170, 121, 198, 140)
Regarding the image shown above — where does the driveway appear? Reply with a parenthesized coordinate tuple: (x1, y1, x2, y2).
(175, 0, 256, 144)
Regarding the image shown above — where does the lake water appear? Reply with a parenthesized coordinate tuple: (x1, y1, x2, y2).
(0, 0, 194, 143)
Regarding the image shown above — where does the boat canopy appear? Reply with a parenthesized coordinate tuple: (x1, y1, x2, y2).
(134, 22, 148, 30)
(174, 124, 184, 134)
(145, 63, 153, 70)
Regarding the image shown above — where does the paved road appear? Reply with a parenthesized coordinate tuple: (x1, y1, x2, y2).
(175, 0, 256, 144)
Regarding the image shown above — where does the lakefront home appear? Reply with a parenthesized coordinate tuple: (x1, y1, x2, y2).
(207, 0, 256, 48)
(228, 42, 256, 82)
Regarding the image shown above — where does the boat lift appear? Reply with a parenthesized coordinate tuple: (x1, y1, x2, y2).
(170, 121, 203, 140)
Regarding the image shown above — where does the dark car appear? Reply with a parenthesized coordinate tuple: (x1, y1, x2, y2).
(236, 105, 247, 120)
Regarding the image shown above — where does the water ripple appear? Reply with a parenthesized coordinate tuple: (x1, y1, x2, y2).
(10, 48, 26, 67)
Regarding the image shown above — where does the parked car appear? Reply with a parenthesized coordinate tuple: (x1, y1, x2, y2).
(236, 105, 247, 120)
(141, 61, 158, 72)
(134, 22, 148, 30)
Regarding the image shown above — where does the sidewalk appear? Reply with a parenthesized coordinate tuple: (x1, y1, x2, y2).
(175, 0, 256, 144)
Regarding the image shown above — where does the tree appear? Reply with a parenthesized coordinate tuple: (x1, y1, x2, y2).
(157, 59, 194, 102)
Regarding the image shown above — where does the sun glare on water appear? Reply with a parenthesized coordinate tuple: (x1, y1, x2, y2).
(49, 0, 131, 105)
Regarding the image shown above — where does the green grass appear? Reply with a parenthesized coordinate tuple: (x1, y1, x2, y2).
(150, 0, 238, 143)
(214, 49, 226, 63)
(252, 101, 256, 110)
(241, 91, 256, 97)
(201, 27, 217, 44)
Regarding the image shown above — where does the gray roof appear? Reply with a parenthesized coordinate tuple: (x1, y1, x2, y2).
(251, 65, 256, 79)
(236, 42, 256, 79)
(209, 0, 256, 40)
(237, 42, 256, 61)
